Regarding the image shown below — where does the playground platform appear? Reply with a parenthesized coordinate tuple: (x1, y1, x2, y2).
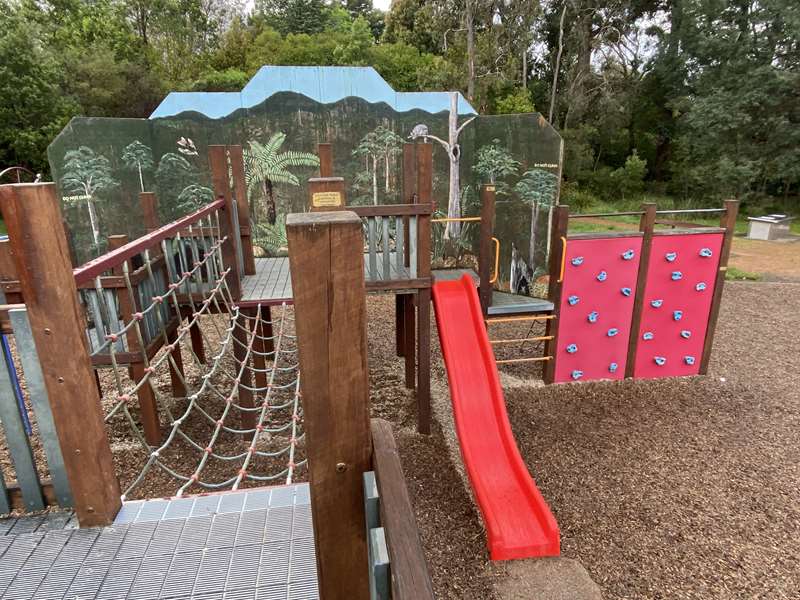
(0, 484, 318, 600)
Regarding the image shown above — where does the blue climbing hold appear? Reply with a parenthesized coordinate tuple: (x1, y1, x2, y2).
(568, 295, 580, 306)
(643, 332, 654, 341)
(596, 270, 608, 282)
(684, 356, 696, 365)
(607, 328, 619, 337)
(609, 362, 618, 373)
(673, 310, 683, 321)
(566, 343, 578, 354)
(665, 252, 677, 262)
(571, 370, 584, 380)
(699, 248, 713, 258)
(654, 356, 667, 366)
(621, 287, 632, 297)
(696, 282, 707, 291)
(571, 256, 584, 266)
(680, 330, 691, 339)
(588, 311, 599, 323)
(622, 249, 635, 260)
(671, 271, 683, 281)
(651, 299, 663, 308)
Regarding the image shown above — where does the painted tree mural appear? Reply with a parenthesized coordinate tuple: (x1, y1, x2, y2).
(121, 140, 154, 192)
(244, 133, 319, 225)
(410, 92, 475, 239)
(353, 125, 403, 205)
(60, 146, 119, 246)
(515, 168, 559, 273)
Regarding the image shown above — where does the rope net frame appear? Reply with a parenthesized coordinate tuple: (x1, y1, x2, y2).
(80, 206, 306, 500)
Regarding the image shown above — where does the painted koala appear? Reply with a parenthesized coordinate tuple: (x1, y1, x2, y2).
(409, 124, 429, 140)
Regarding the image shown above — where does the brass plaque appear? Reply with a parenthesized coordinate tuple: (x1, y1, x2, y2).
(486, 185, 496, 192)
(312, 191, 343, 208)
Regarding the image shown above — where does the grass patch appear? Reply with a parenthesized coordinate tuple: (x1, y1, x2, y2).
(726, 266, 762, 281)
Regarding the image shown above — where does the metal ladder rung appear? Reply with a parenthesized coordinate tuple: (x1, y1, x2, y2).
(489, 336, 553, 345)
(495, 356, 553, 364)
(486, 314, 555, 324)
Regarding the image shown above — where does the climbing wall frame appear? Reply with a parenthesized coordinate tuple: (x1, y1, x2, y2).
(553, 235, 643, 383)
(632, 232, 724, 378)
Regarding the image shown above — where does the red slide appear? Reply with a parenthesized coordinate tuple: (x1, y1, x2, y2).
(432, 275, 560, 561)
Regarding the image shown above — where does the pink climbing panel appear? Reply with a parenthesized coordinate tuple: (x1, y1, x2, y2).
(554, 236, 643, 383)
(633, 232, 724, 378)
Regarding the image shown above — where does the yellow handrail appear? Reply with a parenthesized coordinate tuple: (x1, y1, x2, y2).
(431, 216, 482, 223)
(557, 236, 567, 283)
(490, 237, 500, 284)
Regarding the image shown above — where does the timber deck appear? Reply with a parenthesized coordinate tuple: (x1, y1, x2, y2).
(239, 256, 419, 307)
(0, 483, 318, 600)
(432, 268, 554, 315)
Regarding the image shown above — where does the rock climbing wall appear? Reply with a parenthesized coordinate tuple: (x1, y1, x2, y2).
(633, 232, 724, 378)
(554, 235, 643, 383)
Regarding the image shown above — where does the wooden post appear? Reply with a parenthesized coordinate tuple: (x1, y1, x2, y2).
(402, 144, 416, 267)
(0, 183, 120, 526)
(395, 295, 405, 357)
(287, 211, 371, 600)
(624, 202, 657, 378)
(479, 184, 496, 315)
(309, 177, 346, 211)
(229, 145, 257, 276)
(234, 309, 255, 432)
(318, 143, 334, 177)
(252, 305, 270, 391)
(416, 144, 432, 435)
(700, 199, 738, 374)
(543, 205, 569, 384)
(209, 145, 243, 300)
(403, 296, 416, 389)
(140, 192, 159, 232)
(107, 235, 162, 444)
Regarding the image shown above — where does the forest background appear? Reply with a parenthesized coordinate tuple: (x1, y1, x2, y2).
(1, 0, 798, 216)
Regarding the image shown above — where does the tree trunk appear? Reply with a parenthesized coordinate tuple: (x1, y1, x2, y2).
(466, 0, 476, 102)
(445, 92, 462, 240)
(263, 179, 276, 225)
(372, 156, 378, 205)
(548, 3, 567, 124)
(384, 153, 390, 194)
(86, 197, 100, 246)
(138, 163, 145, 192)
(529, 202, 539, 269)
(522, 45, 528, 89)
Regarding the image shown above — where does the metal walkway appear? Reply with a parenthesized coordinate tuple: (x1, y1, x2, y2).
(0, 484, 318, 600)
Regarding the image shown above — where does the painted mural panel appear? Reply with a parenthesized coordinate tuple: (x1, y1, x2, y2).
(554, 236, 643, 384)
(633, 232, 724, 379)
(48, 66, 562, 274)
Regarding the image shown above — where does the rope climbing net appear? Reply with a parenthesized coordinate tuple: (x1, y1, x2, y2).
(77, 203, 305, 500)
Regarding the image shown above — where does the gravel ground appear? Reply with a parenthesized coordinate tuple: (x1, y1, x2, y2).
(505, 281, 800, 599)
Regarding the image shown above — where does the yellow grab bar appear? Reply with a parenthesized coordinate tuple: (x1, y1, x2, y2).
(431, 216, 482, 223)
(557, 236, 567, 283)
(490, 237, 500, 284)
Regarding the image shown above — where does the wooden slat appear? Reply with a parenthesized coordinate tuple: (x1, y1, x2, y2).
(544, 205, 569, 384)
(479, 184, 495, 314)
(0, 183, 120, 526)
(371, 419, 435, 600)
(415, 144, 432, 435)
(409, 217, 418, 279)
(350, 204, 432, 218)
(700, 200, 738, 374)
(287, 211, 371, 600)
(368, 217, 378, 280)
(395, 217, 405, 273)
(229, 145, 257, 275)
(624, 203, 657, 378)
(318, 143, 334, 177)
(209, 145, 243, 300)
(382, 217, 391, 280)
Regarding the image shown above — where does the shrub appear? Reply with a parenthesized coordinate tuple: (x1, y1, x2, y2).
(560, 182, 598, 212)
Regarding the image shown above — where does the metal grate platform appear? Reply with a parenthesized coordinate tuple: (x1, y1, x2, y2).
(0, 484, 318, 600)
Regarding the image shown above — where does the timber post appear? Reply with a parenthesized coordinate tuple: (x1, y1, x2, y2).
(415, 143, 432, 435)
(699, 199, 738, 374)
(318, 143, 334, 177)
(0, 183, 121, 526)
(229, 145, 257, 275)
(479, 184, 496, 315)
(543, 204, 569, 384)
(624, 202, 657, 378)
(208, 145, 243, 300)
(287, 210, 371, 600)
(308, 177, 346, 211)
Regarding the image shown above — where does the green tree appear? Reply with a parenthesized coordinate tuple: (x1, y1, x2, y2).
(121, 141, 155, 192)
(60, 147, 119, 245)
(244, 133, 319, 224)
(515, 168, 558, 267)
(256, 0, 329, 35)
(473, 139, 520, 191)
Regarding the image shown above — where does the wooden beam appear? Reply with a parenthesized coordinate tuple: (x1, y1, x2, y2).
(624, 203, 657, 378)
(415, 144, 432, 435)
(402, 144, 416, 267)
(395, 295, 405, 357)
(478, 184, 496, 315)
(140, 192, 159, 232)
(287, 210, 371, 600)
(318, 143, 334, 177)
(543, 204, 569, 384)
(700, 199, 739, 374)
(229, 145, 257, 275)
(107, 234, 161, 445)
(0, 183, 121, 526)
(371, 419, 435, 600)
(234, 309, 255, 432)
(209, 145, 243, 300)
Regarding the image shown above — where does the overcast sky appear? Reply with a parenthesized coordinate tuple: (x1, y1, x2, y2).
(373, 0, 391, 10)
